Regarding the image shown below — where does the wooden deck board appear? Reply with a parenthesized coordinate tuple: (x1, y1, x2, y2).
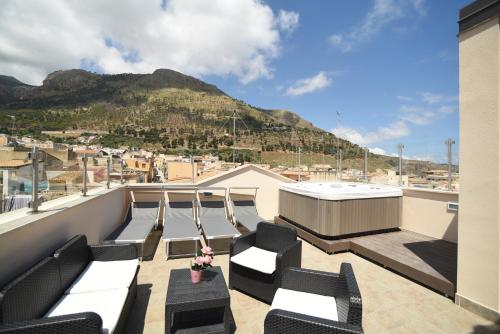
(275, 216, 457, 297)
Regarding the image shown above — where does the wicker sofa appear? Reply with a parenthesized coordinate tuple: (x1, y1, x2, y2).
(264, 264, 363, 334)
(0, 235, 139, 334)
(229, 222, 302, 303)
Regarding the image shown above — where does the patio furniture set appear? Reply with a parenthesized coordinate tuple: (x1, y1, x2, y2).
(165, 222, 364, 334)
(0, 198, 363, 333)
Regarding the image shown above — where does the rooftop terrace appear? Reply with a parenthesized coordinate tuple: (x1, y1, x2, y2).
(129, 230, 498, 333)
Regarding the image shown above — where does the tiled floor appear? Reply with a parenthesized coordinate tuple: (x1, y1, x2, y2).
(126, 231, 500, 334)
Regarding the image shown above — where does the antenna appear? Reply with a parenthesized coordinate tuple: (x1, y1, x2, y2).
(218, 109, 250, 165)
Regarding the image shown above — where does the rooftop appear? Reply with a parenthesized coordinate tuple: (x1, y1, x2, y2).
(131, 231, 499, 333)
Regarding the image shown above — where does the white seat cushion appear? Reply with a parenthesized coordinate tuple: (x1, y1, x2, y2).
(66, 259, 138, 294)
(45, 288, 128, 334)
(230, 246, 277, 274)
(271, 288, 338, 322)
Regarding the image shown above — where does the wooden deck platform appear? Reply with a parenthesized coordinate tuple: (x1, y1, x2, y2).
(276, 216, 457, 297)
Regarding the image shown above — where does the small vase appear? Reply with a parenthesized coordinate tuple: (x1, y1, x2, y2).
(191, 269, 203, 283)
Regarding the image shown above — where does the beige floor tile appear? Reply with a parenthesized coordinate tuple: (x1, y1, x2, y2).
(125, 236, 498, 334)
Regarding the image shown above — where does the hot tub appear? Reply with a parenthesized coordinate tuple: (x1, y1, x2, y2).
(279, 182, 402, 239)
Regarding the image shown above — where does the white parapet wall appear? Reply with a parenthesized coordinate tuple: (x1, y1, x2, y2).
(401, 188, 458, 243)
(0, 186, 128, 287)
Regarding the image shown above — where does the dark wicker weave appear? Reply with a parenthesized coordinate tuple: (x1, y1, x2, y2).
(264, 264, 363, 334)
(0, 235, 138, 334)
(229, 222, 301, 304)
(165, 266, 234, 334)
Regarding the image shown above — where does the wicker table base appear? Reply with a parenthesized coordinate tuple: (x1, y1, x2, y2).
(165, 266, 235, 334)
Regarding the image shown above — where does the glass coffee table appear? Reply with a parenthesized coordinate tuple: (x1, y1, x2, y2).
(165, 266, 235, 334)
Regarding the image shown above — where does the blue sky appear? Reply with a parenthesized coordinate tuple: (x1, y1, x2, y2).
(0, 0, 469, 162)
(205, 0, 467, 162)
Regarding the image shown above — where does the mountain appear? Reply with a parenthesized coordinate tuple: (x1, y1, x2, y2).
(0, 68, 367, 164)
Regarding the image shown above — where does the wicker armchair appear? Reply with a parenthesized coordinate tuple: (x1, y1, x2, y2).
(264, 263, 363, 334)
(229, 222, 301, 304)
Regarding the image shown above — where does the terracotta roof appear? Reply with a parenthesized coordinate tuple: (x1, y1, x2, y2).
(74, 149, 100, 155)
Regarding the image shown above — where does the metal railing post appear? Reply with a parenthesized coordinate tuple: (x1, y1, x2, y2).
(364, 147, 369, 182)
(30, 146, 39, 213)
(338, 149, 343, 181)
(446, 138, 456, 191)
(398, 144, 405, 186)
(120, 158, 124, 184)
(298, 147, 301, 182)
(106, 157, 111, 189)
(191, 156, 195, 184)
(82, 154, 88, 196)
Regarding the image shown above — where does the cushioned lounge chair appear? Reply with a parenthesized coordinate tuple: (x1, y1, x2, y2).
(264, 264, 363, 334)
(197, 191, 240, 253)
(229, 222, 301, 303)
(162, 194, 201, 259)
(105, 201, 160, 259)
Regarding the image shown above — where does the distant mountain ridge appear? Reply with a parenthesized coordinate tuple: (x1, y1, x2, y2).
(0, 69, 320, 131)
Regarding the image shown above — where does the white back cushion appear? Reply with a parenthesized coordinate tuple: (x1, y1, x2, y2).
(46, 288, 128, 334)
(271, 288, 338, 322)
(66, 259, 138, 294)
(230, 246, 277, 274)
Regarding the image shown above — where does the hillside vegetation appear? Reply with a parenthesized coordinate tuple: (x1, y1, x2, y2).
(0, 68, 446, 172)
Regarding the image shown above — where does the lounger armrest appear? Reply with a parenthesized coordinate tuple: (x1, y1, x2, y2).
(230, 231, 256, 257)
(276, 240, 302, 277)
(0, 312, 102, 334)
(264, 309, 364, 334)
(89, 244, 138, 261)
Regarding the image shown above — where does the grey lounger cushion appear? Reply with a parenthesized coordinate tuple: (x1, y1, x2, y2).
(199, 201, 240, 238)
(162, 201, 199, 241)
(106, 202, 158, 243)
(231, 200, 267, 231)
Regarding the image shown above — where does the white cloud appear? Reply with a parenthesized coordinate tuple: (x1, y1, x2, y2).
(438, 105, 456, 114)
(396, 95, 413, 101)
(277, 10, 299, 33)
(331, 90, 457, 147)
(332, 121, 409, 146)
(369, 147, 386, 155)
(285, 71, 331, 96)
(328, 0, 426, 52)
(399, 105, 434, 125)
(0, 0, 299, 85)
(420, 92, 457, 105)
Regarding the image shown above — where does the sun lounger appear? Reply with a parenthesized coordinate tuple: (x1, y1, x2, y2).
(197, 189, 240, 253)
(162, 192, 200, 259)
(230, 199, 267, 231)
(229, 188, 267, 232)
(105, 201, 160, 259)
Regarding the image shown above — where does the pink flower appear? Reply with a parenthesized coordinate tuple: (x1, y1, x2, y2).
(203, 255, 212, 264)
(194, 256, 205, 266)
(202, 246, 214, 256)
